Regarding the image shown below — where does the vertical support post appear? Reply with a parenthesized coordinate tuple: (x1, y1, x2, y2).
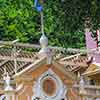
(12, 94, 15, 100)
(40, 11, 44, 35)
(14, 45, 17, 74)
(97, 30, 100, 50)
(79, 76, 86, 100)
(5, 92, 15, 100)
(12, 39, 19, 74)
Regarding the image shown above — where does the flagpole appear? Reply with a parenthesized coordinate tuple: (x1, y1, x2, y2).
(40, 11, 44, 35)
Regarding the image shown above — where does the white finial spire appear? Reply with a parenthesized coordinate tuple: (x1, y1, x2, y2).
(39, 33, 49, 59)
(79, 76, 86, 94)
(3, 71, 15, 100)
(38, 12, 52, 64)
(4, 72, 13, 91)
(39, 11, 48, 54)
(39, 11, 48, 48)
(39, 33, 48, 48)
(80, 76, 85, 85)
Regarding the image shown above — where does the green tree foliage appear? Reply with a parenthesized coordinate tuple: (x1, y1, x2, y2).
(0, 0, 100, 48)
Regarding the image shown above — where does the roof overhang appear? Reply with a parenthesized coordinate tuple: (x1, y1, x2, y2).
(13, 57, 46, 78)
(83, 63, 100, 76)
(52, 61, 77, 81)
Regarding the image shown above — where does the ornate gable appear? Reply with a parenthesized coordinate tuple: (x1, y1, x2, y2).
(32, 69, 67, 100)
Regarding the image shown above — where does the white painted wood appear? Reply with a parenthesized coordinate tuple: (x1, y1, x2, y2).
(32, 69, 67, 100)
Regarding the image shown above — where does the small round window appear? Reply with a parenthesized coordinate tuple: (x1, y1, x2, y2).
(42, 78, 57, 96)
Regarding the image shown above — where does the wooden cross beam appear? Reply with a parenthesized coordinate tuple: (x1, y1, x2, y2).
(0, 41, 97, 53)
(0, 56, 35, 62)
(59, 61, 88, 68)
(60, 53, 83, 61)
(0, 61, 8, 68)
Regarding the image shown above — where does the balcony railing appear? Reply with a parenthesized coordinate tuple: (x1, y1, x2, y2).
(74, 84, 100, 99)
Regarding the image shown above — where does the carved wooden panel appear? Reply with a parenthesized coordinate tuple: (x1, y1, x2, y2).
(42, 78, 56, 96)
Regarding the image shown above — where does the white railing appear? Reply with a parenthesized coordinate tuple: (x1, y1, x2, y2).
(74, 84, 100, 99)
